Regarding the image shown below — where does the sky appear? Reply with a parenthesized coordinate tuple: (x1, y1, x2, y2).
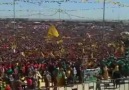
(0, 0, 129, 21)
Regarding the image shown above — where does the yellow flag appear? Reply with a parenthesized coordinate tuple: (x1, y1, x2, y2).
(21, 52, 25, 57)
(57, 40, 63, 44)
(91, 52, 94, 59)
(11, 43, 17, 53)
(41, 52, 45, 58)
(121, 45, 125, 54)
(82, 48, 85, 53)
(47, 25, 59, 38)
(61, 48, 65, 53)
(49, 51, 55, 58)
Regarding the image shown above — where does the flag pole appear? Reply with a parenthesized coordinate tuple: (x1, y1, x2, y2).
(58, 3, 61, 20)
(102, 0, 106, 40)
(103, 0, 106, 27)
(13, 0, 16, 30)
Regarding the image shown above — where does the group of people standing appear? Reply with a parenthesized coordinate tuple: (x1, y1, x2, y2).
(0, 20, 129, 90)
(0, 58, 84, 90)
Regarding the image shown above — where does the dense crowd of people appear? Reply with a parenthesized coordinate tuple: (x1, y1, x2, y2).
(0, 20, 129, 90)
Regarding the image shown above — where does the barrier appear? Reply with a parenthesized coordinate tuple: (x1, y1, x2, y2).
(40, 78, 129, 90)
(86, 78, 129, 90)
(1, 78, 129, 90)
(83, 68, 100, 82)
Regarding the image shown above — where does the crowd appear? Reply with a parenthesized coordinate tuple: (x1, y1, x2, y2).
(0, 20, 129, 90)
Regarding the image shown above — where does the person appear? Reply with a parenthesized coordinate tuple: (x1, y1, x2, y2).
(44, 70, 51, 90)
(102, 66, 109, 80)
(0, 78, 3, 90)
(8, 75, 14, 90)
(73, 67, 77, 84)
(5, 84, 11, 90)
(96, 76, 101, 90)
(66, 67, 72, 84)
(57, 68, 65, 87)
(52, 67, 58, 90)
(26, 77, 33, 89)
(112, 65, 121, 88)
(33, 70, 42, 89)
(18, 84, 23, 90)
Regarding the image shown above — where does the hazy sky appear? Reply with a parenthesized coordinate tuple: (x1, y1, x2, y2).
(0, 0, 129, 20)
